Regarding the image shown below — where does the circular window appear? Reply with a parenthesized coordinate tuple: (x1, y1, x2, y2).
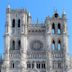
(31, 40, 43, 50)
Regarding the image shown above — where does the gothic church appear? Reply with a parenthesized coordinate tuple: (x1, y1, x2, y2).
(0, 5, 72, 72)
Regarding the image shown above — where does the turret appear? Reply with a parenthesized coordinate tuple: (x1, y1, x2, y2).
(21, 9, 28, 34)
(62, 9, 67, 20)
(45, 16, 51, 33)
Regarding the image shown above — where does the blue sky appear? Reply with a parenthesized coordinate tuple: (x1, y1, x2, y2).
(0, 0, 72, 55)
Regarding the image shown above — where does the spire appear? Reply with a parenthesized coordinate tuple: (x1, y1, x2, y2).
(54, 9, 57, 13)
(8, 4, 10, 9)
(29, 12, 31, 17)
(7, 0, 10, 8)
(36, 18, 39, 24)
(6, 0, 11, 13)
(28, 12, 32, 24)
(62, 9, 66, 19)
(62, 9, 66, 16)
(28, 12, 32, 18)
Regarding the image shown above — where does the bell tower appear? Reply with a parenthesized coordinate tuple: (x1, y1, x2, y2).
(51, 10, 68, 72)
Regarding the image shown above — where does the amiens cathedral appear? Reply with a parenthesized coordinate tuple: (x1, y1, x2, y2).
(0, 5, 72, 72)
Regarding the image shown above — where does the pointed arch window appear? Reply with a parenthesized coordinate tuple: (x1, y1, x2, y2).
(42, 62, 46, 69)
(58, 40, 61, 50)
(32, 63, 34, 69)
(12, 19, 15, 28)
(13, 63, 14, 68)
(52, 40, 55, 50)
(10, 61, 15, 68)
(18, 19, 20, 27)
(12, 40, 15, 50)
(27, 62, 31, 68)
(58, 23, 61, 34)
(58, 62, 61, 68)
(52, 23, 55, 34)
(37, 63, 40, 69)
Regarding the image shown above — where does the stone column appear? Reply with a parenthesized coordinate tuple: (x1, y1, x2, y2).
(2, 6, 11, 72)
(62, 20, 68, 72)
(45, 19, 52, 72)
(20, 12, 28, 72)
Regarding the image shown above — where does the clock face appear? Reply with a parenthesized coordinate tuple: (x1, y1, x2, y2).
(31, 40, 43, 50)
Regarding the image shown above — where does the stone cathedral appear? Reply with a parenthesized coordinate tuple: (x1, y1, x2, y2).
(0, 5, 72, 72)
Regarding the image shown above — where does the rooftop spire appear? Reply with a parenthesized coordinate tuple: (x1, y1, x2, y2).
(62, 9, 66, 15)
(7, 0, 10, 8)
(29, 12, 31, 17)
(36, 18, 39, 24)
(62, 9, 66, 19)
(54, 9, 57, 13)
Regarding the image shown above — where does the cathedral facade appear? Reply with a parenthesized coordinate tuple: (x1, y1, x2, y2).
(0, 5, 72, 72)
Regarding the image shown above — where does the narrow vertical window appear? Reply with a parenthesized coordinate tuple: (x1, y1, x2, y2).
(52, 23, 55, 34)
(27, 62, 31, 68)
(37, 63, 40, 69)
(58, 40, 61, 50)
(52, 40, 55, 50)
(13, 63, 14, 68)
(42, 63, 46, 69)
(18, 40, 21, 49)
(12, 19, 15, 27)
(58, 63, 61, 68)
(18, 19, 20, 27)
(32, 63, 34, 69)
(53, 62, 54, 69)
(58, 23, 61, 34)
(12, 40, 15, 50)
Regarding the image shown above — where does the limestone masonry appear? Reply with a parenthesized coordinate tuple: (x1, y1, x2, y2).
(0, 5, 72, 72)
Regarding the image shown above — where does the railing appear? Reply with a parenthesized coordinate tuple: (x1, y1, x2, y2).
(29, 23, 45, 28)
